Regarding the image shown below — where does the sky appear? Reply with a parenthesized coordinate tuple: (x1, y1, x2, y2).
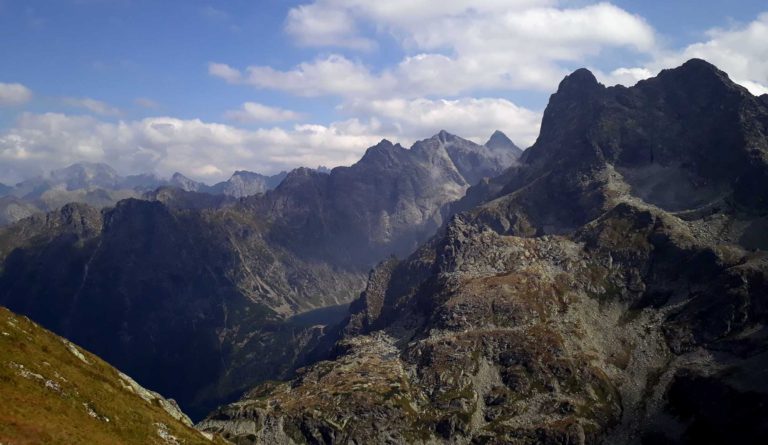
(1, 0, 767, 184)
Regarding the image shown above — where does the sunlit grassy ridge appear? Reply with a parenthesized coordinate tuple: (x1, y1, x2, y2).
(0, 306, 227, 445)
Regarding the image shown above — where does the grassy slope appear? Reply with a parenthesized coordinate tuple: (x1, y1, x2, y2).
(0, 306, 227, 445)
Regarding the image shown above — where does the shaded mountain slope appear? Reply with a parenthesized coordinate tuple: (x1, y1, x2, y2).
(0, 200, 363, 420)
(201, 60, 768, 444)
(248, 132, 519, 267)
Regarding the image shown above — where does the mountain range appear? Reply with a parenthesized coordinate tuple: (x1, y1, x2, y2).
(199, 59, 768, 444)
(0, 162, 291, 226)
(1, 59, 766, 445)
(0, 130, 521, 420)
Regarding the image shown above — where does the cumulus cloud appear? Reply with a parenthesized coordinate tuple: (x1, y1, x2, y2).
(0, 97, 542, 184)
(594, 67, 653, 87)
(225, 102, 304, 123)
(63, 97, 122, 116)
(208, 62, 242, 83)
(285, 3, 375, 50)
(0, 113, 384, 184)
(340, 97, 541, 147)
(0, 82, 33, 106)
(220, 1, 656, 97)
(210, 56, 391, 97)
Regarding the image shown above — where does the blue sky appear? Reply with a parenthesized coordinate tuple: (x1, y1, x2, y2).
(1, 0, 767, 183)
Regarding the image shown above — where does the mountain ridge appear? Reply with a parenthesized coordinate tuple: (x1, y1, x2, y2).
(200, 59, 768, 444)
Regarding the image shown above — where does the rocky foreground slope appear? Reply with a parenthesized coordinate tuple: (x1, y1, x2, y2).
(0, 306, 227, 445)
(200, 59, 768, 444)
(0, 131, 519, 420)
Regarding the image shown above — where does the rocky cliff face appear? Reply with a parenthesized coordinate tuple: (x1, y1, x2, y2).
(201, 59, 768, 444)
(0, 131, 519, 421)
(485, 129, 524, 159)
(0, 306, 226, 444)
(250, 132, 519, 267)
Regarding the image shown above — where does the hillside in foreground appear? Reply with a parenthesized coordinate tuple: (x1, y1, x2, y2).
(0, 306, 226, 445)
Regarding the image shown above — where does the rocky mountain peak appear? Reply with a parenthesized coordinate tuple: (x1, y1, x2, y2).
(651, 58, 745, 99)
(485, 130, 523, 157)
(170, 172, 204, 192)
(275, 167, 328, 193)
(555, 67, 602, 96)
(436, 129, 457, 143)
(674, 57, 727, 78)
(358, 139, 408, 166)
(50, 162, 121, 190)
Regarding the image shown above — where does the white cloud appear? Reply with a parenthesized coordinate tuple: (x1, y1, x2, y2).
(231, 0, 657, 97)
(0, 97, 543, 184)
(0, 82, 33, 106)
(208, 62, 242, 83)
(596, 67, 653, 87)
(285, 3, 375, 50)
(211, 56, 393, 97)
(225, 102, 304, 123)
(63, 97, 122, 116)
(341, 97, 541, 147)
(0, 113, 383, 184)
(291, 1, 557, 30)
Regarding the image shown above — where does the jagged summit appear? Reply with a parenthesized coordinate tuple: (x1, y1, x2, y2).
(435, 129, 458, 143)
(358, 139, 407, 165)
(675, 57, 726, 76)
(555, 67, 602, 95)
(169, 171, 204, 192)
(651, 57, 739, 89)
(485, 130, 523, 158)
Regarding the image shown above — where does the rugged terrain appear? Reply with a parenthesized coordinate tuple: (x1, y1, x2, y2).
(0, 131, 519, 420)
(0, 306, 227, 445)
(199, 59, 768, 444)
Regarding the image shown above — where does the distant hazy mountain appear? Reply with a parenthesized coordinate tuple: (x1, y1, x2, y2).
(170, 170, 290, 198)
(169, 172, 205, 192)
(0, 195, 39, 225)
(485, 129, 524, 158)
(0, 164, 291, 226)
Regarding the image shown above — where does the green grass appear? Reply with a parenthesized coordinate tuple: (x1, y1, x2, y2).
(0, 306, 227, 445)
